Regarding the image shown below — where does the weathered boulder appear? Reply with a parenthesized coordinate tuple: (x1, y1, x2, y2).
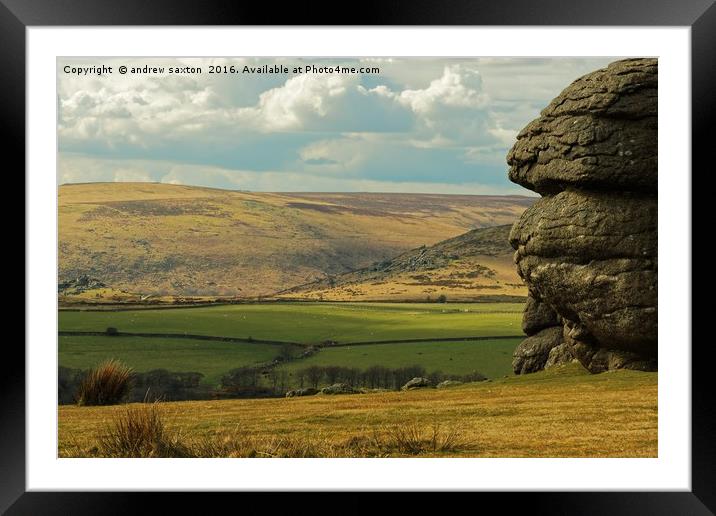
(507, 58, 658, 374)
(544, 340, 576, 369)
(285, 387, 318, 398)
(507, 58, 657, 195)
(512, 326, 564, 374)
(319, 383, 362, 395)
(522, 295, 561, 336)
(401, 377, 433, 390)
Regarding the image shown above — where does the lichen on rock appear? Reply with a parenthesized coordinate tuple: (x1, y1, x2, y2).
(507, 58, 658, 374)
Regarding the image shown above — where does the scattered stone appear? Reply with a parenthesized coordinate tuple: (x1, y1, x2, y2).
(401, 377, 433, 391)
(285, 387, 318, 398)
(319, 383, 362, 395)
(436, 380, 463, 389)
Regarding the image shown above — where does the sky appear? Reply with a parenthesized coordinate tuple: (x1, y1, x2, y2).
(57, 57, 617, 195)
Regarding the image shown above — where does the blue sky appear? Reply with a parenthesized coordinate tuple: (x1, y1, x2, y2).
(58, 57, 617, 195)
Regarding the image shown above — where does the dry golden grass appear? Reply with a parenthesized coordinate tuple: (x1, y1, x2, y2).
(59, 363, 657, 458)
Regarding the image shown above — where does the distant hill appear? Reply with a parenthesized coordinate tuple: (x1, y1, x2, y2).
(276, 225, 526, 302)
(58, 183, 533, 300)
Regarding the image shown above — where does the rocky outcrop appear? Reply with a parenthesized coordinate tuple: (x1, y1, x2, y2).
(521, 295, 561, 335)
(513, 294, 574, 374)
(513, 326, 566, 374)
(58, 274, 106, 294)
(507, 58, 658, 374)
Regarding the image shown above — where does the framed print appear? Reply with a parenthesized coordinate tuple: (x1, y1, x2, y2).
(7, 0, 712, 512)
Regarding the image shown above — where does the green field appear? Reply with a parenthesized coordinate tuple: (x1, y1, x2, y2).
(59, 302, 524, 344)
(59, 302, 524, 388)
(279, 339, 520, 380)
(59, 335, 294, 386)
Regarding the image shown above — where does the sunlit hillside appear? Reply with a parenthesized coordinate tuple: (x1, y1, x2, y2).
(58, 183, 534, 299)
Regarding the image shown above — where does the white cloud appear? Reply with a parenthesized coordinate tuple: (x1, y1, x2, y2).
(368, 64, 501, 148)
(239, 73, 355, 131)
(57, 57, 620, 193)
(394, 65, 489, 114)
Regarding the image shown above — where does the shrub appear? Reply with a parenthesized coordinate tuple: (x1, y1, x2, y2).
(217, 366, 276, 398)
(130, 369, 205, 402)
(76, 359, 133, 406)
(58, 366, 85, 405)
(105, 327, 119, 336)
(437, 294, 447, 303)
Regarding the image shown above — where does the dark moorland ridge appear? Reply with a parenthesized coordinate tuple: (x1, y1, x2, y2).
(508, 58, 658, 374)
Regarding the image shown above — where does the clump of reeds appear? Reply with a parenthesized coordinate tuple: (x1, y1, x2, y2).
(76, 359, 133, 406)
(97, 402, 189, 458)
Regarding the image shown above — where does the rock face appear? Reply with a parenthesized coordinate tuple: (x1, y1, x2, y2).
(513, 326, 566, 374)
(507, 58, 658, 374)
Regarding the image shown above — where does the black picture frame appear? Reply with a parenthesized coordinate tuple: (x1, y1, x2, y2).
(6, 0, 710, 513)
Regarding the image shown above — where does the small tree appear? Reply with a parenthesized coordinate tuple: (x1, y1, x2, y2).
(437, 294, 447, 304)
(304, 366, 324, 388)
(325, 366, 341, 384)
(276, 344, 294, 362)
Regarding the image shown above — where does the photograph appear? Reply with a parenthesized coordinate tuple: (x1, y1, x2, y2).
(56, 55, 658, 459)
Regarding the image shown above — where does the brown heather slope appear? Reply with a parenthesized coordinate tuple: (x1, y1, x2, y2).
(59, 183, 534, 299)
(277, 224, 526, 301)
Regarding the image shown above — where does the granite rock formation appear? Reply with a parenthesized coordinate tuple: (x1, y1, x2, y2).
(508, 58, 658, 374)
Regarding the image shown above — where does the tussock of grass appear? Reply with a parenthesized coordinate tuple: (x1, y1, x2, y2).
(76, 359, 133, 406)
(381, 422, 471, 455)
(97, 403, 190, 457)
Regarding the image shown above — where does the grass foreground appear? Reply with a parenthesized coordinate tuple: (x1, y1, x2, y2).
(59, 363, 657, 458)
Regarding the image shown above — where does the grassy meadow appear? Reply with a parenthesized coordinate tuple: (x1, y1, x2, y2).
(59, 302, 524, 344)
(59, 335, 297, 386)
(277, 338, 520, 381)
(57, 301, 657, 458)
(59, 302, 523, 388)
(58, 363, 658, 458)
